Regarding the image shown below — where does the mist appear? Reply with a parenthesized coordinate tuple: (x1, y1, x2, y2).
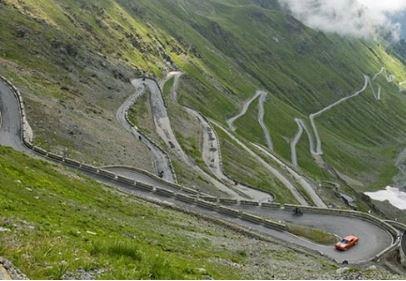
(278, 0, 406, 41)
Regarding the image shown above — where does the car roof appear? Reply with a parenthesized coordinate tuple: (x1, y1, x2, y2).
(344, 235, 358, 240)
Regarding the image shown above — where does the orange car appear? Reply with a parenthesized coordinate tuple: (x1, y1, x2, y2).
(335, 235, 359, 251)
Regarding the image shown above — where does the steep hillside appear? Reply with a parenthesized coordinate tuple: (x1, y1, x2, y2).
(1, 148, 401, 279)
(2, 0, 406, 277)
(131, 0, 406, 188)
(0, 0, 185, 172)
(1, 0, 406, 205)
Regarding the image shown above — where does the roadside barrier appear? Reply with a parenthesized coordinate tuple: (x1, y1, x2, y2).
(47, 152, 64, 162)
(175, 193, 196, 204)
(64, 158, 81, 168)
(240, 212, 264, 224)
(116, 176, 135, 185)
(32, 146, 47, 156)
(135, 182, 154, 192)
(200, 196, 218, 203)
(217, 206, 240, 217)
(80, 164, 98, 173)
(261, 202, 282, 209)
(103, 165, 198, 195)
(219, 198, 238, 205)
(155, 187, 175, 197)
(240, 200, 260, 206)
(195, 199, 217, 210)
(98, 169, 117, 179)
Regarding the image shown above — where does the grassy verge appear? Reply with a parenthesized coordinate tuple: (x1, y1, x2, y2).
(287, 224, 338, 246)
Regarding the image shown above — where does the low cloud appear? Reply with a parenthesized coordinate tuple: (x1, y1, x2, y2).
(278, 0, 406, 41)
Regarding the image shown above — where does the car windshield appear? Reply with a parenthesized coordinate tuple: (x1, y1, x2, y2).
(340, 239, 349, 243)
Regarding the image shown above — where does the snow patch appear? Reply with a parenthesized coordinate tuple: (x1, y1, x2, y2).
(365, 186, 406, 210)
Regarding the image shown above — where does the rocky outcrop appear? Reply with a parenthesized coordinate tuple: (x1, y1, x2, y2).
(0, 257, 27, 280)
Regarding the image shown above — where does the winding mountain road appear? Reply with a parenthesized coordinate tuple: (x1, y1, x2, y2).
(227, 90, 273, 151)
(0, 82, 29, 153)
(0, 76, 399, 265)
(165, 71, 273, 202)
(309, 75, 370, 156)
(227, 91, 263, 131)
(130, 76, 244, 199)
(224, 87, 326, 206)
(258, 92, 273, 151)
(290, 118, 317, 166)
(290, 68, 396, 166)
(116, 83, 175, 183)
(212, 119, 309, 206)
(252, 143, 327, 208)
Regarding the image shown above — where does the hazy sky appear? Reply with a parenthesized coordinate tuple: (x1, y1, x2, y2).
(358, 0, 406, 12)
(279, 0, 406, 41)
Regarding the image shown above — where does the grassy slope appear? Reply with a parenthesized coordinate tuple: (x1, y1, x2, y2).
(125, 0, 406, 191)
(214, 126, 298, 204)
(286, 224, 338, 246)
(1, 147, 400, 279)
(1, 0, 406, 199)
(0, 146, 244, 279)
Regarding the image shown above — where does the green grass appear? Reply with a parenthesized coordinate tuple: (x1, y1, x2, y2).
(0, 146, 249, 279)
(287, 224, 338, 246)
(0, 147, 400, 279)
(213, 125, 298, 204)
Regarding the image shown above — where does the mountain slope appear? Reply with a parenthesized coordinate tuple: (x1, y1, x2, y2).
(124, 0, 406, 190)
(0, 0, 406, 205)
(1, 146, 400, 279)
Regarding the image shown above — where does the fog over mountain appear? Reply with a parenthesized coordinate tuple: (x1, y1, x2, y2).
(392, 11, 406, 39)
(279, 0, 406, 41)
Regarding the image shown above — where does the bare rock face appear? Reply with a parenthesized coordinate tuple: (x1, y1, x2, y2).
(0, 257, 27, 280)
